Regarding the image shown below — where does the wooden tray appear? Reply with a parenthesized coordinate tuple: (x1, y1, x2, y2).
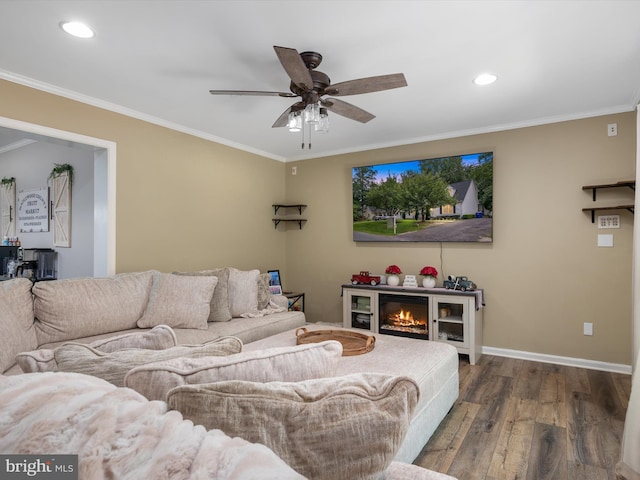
(295, 327, 375, 356)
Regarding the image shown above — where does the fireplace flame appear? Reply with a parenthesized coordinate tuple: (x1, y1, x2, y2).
(391, 309, 425, 327)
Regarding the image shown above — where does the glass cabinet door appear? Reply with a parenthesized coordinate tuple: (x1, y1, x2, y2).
(344, 291, 376, 332)
(432, 297, 468, 348)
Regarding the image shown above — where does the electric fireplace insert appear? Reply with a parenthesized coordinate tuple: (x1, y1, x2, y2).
(378, 293, 429, 339)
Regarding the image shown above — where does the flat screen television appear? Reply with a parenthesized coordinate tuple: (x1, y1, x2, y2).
(352, 152, 493, 243)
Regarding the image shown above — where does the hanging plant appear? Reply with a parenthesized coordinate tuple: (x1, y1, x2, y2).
(1, 177, 15, 189)
(48, 163, 74, 186)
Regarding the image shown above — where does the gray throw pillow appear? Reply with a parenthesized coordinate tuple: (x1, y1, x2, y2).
(173, 268, 232, 322)
(54, 336, 242, 387)
(167, 373, 419, 480)
(137, 273, 217, 330)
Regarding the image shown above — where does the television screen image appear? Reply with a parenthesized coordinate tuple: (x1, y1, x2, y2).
(352, 152, 493, 243)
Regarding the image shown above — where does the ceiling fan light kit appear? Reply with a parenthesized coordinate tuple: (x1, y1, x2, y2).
(209, 45, 407, 148)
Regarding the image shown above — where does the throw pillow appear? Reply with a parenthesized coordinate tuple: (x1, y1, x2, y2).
(167, 373, 419, 480)
(125, 340, 342, 401)
(257, 273, 271, 310)
(227, 268, 259, 317)
(54, 336, 242, 387)
(137, 273, 217, 330)
(15, 325, 178, 373)
(0, 278, 37, 373)
(33, 271, 154, 345)
(173, 268, 232, 322)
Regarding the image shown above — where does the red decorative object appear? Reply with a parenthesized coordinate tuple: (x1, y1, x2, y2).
(385, 265, 402, 275)
(420, 266, 438, 277)
(351, 271, 382, 286)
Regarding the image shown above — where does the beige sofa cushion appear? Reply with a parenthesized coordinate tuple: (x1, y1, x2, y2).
(137, 273, 217, 330)
(228, 268, 259, 316)
(167, 373, 419, 480)
(0, 278, 37, 373)
(55, 336, 242, 387)
(15, 325, 178, 373)
(33, 271, 154, 345)
(174, 268, 232, 322)
(125, 341, 342, 401)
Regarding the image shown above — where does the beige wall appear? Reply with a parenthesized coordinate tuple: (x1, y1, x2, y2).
(1, 78, 635, 365)
(285, 113, 636, 365)
(0, 79, 287, 274)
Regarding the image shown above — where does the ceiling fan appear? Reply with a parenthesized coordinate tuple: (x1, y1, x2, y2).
(209, 46, 408, 130)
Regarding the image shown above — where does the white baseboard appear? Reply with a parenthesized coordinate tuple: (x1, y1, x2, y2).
(482, 346, 632, 375)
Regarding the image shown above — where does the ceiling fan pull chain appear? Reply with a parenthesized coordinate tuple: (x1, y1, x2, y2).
(301, 122, 305, 149)
(308, 124, 312, 149)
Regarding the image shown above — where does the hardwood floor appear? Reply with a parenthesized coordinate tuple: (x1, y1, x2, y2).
(414, 355, 631, 480)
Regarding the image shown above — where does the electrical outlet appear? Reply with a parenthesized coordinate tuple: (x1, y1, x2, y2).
(598, 215, 620, 229)
(608, 123, 618, 136)
(584, 323, 593, 336)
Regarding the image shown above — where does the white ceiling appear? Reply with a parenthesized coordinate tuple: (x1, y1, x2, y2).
(0, 0, 639, 161)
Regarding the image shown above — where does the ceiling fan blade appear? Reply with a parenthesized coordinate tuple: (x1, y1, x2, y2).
(322, 98, 375, 123)
(273, 46, 313, 91)
(324, 73, 407, 96)
(209, 90, 296, 97)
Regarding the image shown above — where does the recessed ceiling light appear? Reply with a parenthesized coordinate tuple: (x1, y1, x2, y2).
(60, 21, 95, 38)
(473, 73, 498, 86)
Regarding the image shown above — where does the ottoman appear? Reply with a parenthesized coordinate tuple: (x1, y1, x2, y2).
(244, 324, 459, 464)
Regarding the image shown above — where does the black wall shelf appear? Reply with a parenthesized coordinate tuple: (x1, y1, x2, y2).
(272, 204, 307, 229)
(582, 181, 635, 223)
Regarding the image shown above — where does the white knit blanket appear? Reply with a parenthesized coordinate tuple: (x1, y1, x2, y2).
(0, 372, 304, 480)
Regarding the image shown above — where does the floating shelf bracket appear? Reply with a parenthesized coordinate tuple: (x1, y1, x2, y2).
(272, 219, 307, 229)
(582, 205, 635, 223)
(582, 181, 635, 201)
(272, 204, 307, 215)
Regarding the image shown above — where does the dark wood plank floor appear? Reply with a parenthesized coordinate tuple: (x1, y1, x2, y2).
(414, 354, 631, 480)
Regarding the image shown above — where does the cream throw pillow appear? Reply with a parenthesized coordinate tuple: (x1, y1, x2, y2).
(173, 268, 232, 322)
(33, 271, 154, 345)
(167, 373, 419, 480)
(137, 273, 217, 330)
(15, 325, 178, 373)
(54, 336, 242, 387)
(0, 278, 37, 373)
(125, 341, 342, 401)
(227, 268, 259, 317)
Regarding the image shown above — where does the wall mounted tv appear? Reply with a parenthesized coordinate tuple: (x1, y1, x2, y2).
(352, 152, 493, 243)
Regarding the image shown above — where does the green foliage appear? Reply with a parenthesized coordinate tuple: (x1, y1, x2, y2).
(1, 177, 15, 189)
(466, 152, 493, 211)
(48, 163, 74, 185)
(352, 166, 377, 220)
(365, 175, 402, 216)
(419, 156, 466, 184)
(400, 171, 452, 220)
(353, 219, 422, 236)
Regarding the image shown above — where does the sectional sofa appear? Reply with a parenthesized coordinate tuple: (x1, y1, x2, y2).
(0, 269, 457, 479)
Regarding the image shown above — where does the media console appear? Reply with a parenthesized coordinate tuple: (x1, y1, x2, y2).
(342, 284, 484, 364)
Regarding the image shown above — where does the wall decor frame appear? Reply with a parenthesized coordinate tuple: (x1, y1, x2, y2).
(352, 151, 493, 243)
(17, 187, 49, 233)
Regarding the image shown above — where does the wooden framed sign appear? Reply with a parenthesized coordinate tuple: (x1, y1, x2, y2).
(18, 187, 49, 232)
